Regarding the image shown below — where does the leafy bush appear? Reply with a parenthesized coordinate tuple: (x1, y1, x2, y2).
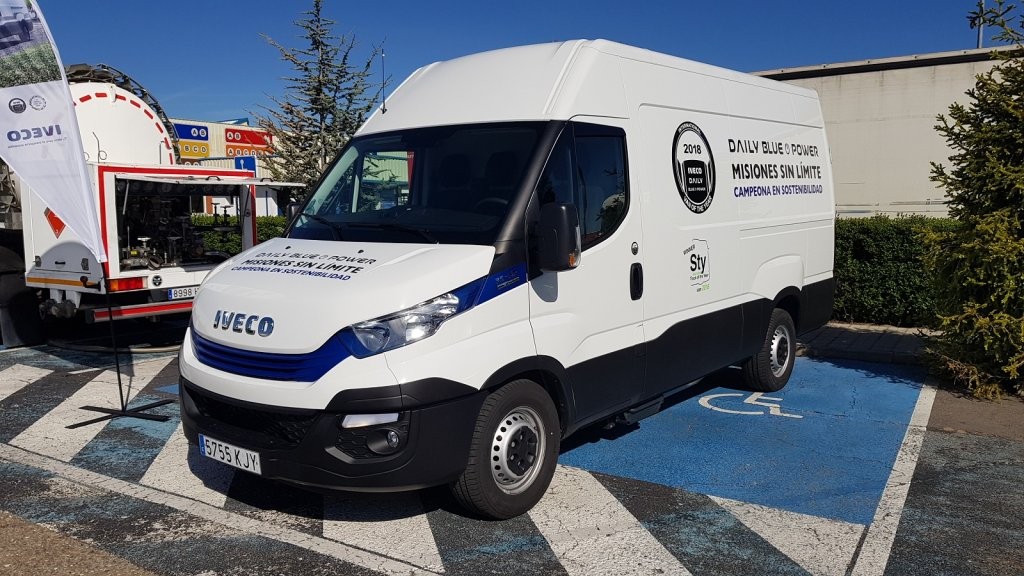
(254, 216, 289, 243)
(190, 215, 289, 256)
(922, 0, 1024, 397)
(922, 210, 1024, 398)
(833, 216, 956, 327)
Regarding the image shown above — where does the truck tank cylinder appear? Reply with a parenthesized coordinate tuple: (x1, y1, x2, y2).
(69, 82, 175, 166)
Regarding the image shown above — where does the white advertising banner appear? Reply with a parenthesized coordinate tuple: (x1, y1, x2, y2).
(0, 0, 106, 262)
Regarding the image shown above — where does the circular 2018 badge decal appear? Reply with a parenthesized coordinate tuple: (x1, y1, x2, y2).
(672, 122, 715, 213)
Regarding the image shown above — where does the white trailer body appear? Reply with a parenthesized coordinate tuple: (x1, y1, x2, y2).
(22, 162, 269, 321)
(19, 78, 299, 322)
(179, 40, 836, 519)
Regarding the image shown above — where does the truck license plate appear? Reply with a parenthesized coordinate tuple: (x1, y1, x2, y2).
(167, 286, 198, 300)
(198, 434, 262, 475)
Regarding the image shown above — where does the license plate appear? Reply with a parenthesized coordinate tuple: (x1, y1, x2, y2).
(198, 434, 262, 475)
(167, 286, 198, 300)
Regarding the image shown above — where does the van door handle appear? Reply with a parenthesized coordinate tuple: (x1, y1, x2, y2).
(630, 262, 643, 300)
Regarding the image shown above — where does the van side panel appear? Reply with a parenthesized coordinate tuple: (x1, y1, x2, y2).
(632, 102, 748, 395)
(620, 56, 834, 396)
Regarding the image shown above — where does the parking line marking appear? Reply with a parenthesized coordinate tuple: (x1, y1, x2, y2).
(0, 364, 51, 403)
(324, 492, 445, 573)
(9, 357, 173, 461)
(0, 442, 438, 576)
(140, 423, 233, 507)
(849, 383, 936, 576)
(529, 466, 692, 576)
(594, 472, 810, 573)
(711, 495, 865, 576)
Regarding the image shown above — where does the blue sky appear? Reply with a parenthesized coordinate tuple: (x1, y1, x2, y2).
(42, 0, 1002, 122)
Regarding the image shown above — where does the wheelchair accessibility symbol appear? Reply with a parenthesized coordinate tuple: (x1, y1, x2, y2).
(698, 392, 802, 419)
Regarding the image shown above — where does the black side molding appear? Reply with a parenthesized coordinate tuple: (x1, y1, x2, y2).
(798, 277, 835, 335)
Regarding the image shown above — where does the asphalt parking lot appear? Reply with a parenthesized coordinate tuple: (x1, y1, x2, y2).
(0, 337, 1021, 575)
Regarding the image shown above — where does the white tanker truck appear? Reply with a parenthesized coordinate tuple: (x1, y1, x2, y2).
(0, 64, 299, 345)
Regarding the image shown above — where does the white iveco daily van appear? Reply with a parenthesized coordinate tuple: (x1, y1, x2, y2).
(179, 40, 835, 519)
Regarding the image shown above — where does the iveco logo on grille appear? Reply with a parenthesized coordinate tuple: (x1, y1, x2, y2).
(213, 310, 274, 337)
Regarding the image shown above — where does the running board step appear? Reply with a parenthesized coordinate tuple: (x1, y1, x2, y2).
(618, 397, 664, 426)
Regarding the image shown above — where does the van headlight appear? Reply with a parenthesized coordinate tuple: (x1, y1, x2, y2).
(341, 279, 484, 357)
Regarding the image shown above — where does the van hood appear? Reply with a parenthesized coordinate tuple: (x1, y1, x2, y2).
(192, 238, 496, 353)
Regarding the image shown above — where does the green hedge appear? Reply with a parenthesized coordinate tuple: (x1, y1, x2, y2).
(190, 215, 289, 255)
(833, 216, 959, 327)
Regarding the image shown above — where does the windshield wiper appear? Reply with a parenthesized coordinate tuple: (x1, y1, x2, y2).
(345, 222, 439, 244)
(298, 212, 345, 240)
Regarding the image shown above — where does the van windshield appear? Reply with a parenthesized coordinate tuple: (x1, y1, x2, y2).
(289, 122, 544, 245)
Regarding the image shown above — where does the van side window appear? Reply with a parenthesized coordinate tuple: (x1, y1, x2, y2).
(536, 131, 576, 206)
(536, 123, 629, 251)
(575, 134, 627, 249)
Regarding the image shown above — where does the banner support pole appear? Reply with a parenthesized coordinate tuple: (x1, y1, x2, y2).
(66, 266, 175, 430)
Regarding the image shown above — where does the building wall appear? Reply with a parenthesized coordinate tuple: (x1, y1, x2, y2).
(760, 50, 1004, 217)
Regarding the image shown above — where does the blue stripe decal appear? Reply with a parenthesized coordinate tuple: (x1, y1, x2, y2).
(476, 263, 527, 306)
(192, 332, 351, 382)
(193, 263, 526, 373)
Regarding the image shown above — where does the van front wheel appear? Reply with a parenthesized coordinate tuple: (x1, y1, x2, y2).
(742, 308, 796, 392)
(450, 379, 560, 519)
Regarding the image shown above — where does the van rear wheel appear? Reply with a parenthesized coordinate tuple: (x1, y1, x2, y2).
(450, 379, 560, 519)
(742, 308, 796, 392)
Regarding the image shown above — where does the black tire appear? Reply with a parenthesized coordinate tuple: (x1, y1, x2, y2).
(18, 21, 31, 42)
(450, 379, 560, 519)
(742, 308, 796, 392)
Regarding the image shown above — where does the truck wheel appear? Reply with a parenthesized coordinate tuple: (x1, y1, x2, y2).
(18, 21, 31, 42)
(451, 379, 560, 519)
(742, 308, 796, 392)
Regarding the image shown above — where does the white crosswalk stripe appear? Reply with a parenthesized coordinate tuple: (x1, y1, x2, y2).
(529, 465, 692, 576)
(712, 495, 865, 576)
(0, 443, 435, 576)
(140, 423, 234, 507)
(323, 492, 445, 573)
(0, 364, 52, 403)
(9, 357, 173, 461)
(0, 350, 933, 576)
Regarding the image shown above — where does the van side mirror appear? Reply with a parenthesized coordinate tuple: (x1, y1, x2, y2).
(286, 202, 301, 220)
(536, 203, 581, 271)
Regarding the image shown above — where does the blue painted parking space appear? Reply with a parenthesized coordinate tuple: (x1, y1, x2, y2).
(560, 357, 926, 525)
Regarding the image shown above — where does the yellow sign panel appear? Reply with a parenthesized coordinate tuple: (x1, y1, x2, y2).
(178, 140, 210, 159)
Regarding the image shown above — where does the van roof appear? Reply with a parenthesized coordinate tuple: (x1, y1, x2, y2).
(358, 39, 818, 136)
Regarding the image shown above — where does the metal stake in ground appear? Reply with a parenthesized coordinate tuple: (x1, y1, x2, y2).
(66, 270, 174, 429)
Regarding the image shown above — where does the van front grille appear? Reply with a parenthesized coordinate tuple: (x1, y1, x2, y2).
(191, 331, 350, 382)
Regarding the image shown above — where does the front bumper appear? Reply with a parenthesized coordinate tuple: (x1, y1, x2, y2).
(180, 377, 486, 491)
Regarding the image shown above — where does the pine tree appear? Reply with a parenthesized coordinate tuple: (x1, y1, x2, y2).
(254, 0, 380, 202)
(924, 0, 1024, 397)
